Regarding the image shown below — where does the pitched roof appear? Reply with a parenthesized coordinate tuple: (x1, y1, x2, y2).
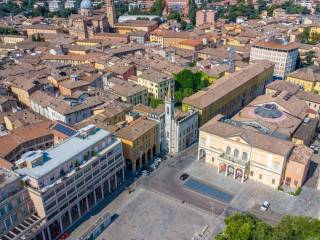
(0, 121, 53, 160)
(116, 117, 158, 141)
(183, 60, 275, 109)
(287, 65, 320, 82)
(252, 39, 299, 51)
(287, 145, 312, 165)
(266, 80, 300, 94)
(200, 119, 294, 156)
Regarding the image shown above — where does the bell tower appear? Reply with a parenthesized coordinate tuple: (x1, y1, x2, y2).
(165, 84, 175, 153)
(105, 0, 116, 29)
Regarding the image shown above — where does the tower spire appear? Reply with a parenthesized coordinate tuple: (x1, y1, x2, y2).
(165, 83, 174, 102)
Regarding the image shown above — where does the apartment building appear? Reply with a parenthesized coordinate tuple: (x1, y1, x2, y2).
(0, 169, 35, 238)
(134, 69, 174, 100)
(103, 76, 148, 106)
(196, 10, 215, 27)
(10, 78, 38, 108)
(0, 96, 17, 112)
(182, 60, 275, 126)
(92, 101, 133, 126)
(0, 122, 54, 163)
(30, 90, 109, 125)
(25, 25, 63, 36)
(165, 0, 189, 15)
(115, 20, 158, 34)
(12, 125, 125, 240)
(115, 117, 159, 173)
(149, 30, 193, 48)
(285, 65, 320, 93)
(198, 116, 311, 189)
(133, 104, 166, 152)
(250, 39, 298, 79)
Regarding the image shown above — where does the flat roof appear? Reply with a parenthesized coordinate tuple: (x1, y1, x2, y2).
(15, 127, 112, 180)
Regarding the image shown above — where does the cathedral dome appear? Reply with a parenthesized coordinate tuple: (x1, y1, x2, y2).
(80, 0, 93, 9)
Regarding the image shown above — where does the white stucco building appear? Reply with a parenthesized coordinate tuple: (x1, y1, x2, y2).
(250, 39, 298, 80)
(164, 87, 199, 154)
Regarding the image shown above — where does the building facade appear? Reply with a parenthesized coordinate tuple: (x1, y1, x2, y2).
(0, 169, 35, 238)
(135, 69, 174, 100)
(250, 39, 298, 80)
(0, 122, 54, 164)
(196, 10, 215, 27)
(182, 60, 275, 126)
(165, 88, 199, 154)
(12, 125, 125, 240)
(116, 117, 159, 173)
(285, 65, 320, 93)
(198, 116, 310, 189)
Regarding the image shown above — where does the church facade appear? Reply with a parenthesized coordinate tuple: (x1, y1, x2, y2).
(164, 86, 199, 154)
(68, 0, 116, 39)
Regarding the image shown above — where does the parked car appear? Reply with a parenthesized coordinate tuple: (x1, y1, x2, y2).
(260, 201, 270, 212)
(142, 170, 150, 176)
(155, 157, 162, 163)
(59, 233, 69, 240)
(311, 145, 318, 153)
(150, 163, 158, 170)
(180, 173, 189, 181)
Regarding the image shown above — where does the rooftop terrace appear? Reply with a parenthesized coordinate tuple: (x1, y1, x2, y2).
(15, 125, 112, 180)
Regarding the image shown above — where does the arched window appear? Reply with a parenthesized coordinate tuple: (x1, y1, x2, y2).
(234, 149, 239, 158)
(226, 146, 231, 156)
(242, 152, 248, 161)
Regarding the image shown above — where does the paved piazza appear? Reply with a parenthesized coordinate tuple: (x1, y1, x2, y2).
(97, 190, 214, 240)
(186, 160, 320, 221)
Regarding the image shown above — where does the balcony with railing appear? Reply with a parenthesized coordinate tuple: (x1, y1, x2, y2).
(219, 153, 249, 169)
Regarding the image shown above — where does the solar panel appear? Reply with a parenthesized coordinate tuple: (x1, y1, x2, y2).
(54, 123, 76, 137)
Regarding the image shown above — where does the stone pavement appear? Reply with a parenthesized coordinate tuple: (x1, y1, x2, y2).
(97, 190, 213, 240)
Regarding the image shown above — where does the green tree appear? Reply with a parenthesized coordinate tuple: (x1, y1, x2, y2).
(215, 213, 320, 240)
(273, 216, 320, 240)
(150, 98, 163, 108)
(180, 20, 187, 30)
(189, 0, 197, 25)
(304, 50, 316, 66)
(115, 2, 128, 17)
(258, 0, 267, 12)
(316, 4, 320, 14)
(0, 27, 19, 35)
(150, 0, 165, 15)
(224, 3, 259, 22)
(298, 27, 310, 44)
(167, 11, 181, 21)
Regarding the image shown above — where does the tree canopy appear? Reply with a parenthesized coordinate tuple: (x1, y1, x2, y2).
(188, 0, 197, 25)
(173, 69, 211, 105)
(0, 0, 79, 18)
(0, 27, 19, 35)
(215, 213, 320, 240)
(150, 0, 165, 15)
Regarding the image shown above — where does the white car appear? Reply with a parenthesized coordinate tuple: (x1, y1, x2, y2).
(142, 170, 149, 176)
(155, 157, 162, 163)
(260, 201, 270, 212)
